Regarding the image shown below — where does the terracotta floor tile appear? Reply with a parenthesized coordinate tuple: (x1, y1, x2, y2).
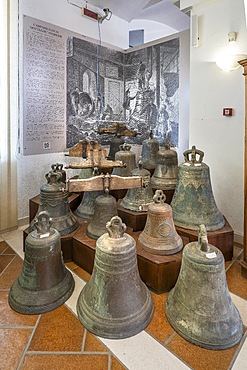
(227, 261, 247, 300)
(84, 331, 108, 352)
(0, 254, 15, 274)
(166, 333, 239, 370)
(111, 356, 127, 370)
(0, 241, 9, 254)
(146, 292, 175, 343)
(0, 291, 39, 327)
(0, 328, 32, 370)
(2, 246, 16, 255)
(73, 265, 91, 282)
(20, 353, 109, 370)
(0, 255, 23, 289)
(28, 304, 84, 352)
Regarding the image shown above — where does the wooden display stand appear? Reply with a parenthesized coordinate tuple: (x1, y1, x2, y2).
(25, 192, 234, 293)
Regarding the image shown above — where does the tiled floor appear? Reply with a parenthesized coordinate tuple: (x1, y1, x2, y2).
(0, 226, 247, 370)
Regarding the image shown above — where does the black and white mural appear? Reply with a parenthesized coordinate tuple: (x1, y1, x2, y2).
(67, 36, 179, 148)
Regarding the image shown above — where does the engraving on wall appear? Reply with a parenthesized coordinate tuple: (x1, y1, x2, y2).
(67, 36, 179, 148)
(23, 16, 67, 155)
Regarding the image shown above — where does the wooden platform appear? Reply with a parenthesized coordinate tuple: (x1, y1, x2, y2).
(25, 192, 234, 293)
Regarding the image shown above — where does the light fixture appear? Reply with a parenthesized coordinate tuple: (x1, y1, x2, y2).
(216, 32, 247, 72)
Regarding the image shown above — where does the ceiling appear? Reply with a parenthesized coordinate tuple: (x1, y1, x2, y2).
(85, 0, 190, 32)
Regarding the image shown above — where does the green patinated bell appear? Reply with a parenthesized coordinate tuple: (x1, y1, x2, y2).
(77, 216, 154, 339)
(112, 143, 137, 177)
(86, 193, 118, 240)
(120, 158, 154, 212)
(9, 211, 75, 314)
(30, 170, 79, 236)
(170, 146, 225, 231)
(107, 134, 125, 160)
(141, 130, 159, 171)
(165, 224, 243, 350)
(151, 144, 178, 190)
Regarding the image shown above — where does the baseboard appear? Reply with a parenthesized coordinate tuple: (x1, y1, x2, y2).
(18, 217, 29, 228)
(234, 233, 243, 246)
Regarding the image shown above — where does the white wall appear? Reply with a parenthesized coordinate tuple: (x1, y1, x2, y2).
(188, 0, 247, 238)
(129, 20, 179, 44)
(17, 0, 190, 222)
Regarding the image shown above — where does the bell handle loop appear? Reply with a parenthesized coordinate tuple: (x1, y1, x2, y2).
(120, 143, 131, 151)
(153, 189, 166, 204)
(138, 156, 143, 170)
(46, 171, 62, 184)
(34, 211, 52, 236)
(106, 216, 126, 238)
(198, 224, 210, 252)
(184, 145, 204, 165)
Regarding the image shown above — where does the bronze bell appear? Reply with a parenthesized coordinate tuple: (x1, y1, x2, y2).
(86, 192, 118, 239)
(77, 216, 154, 339)
(9, 211, 75, 314)
(165, 224, 243, 350)
(76, 168, 104, 219)
(170, 146, 225, 231)
(138, 190, 183, 255)
(120, 158, 154, 212)
(151, 144, 178, 190)
(30, 171, 79, 236)
(141, 130, 159, 171)
(112, 143, 137, 177)
(108, 134, 125, 160)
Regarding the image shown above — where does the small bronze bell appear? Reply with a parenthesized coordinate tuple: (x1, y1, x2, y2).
(138, 190, 183, 255)
(77, 216, 154, 339)
(170, 146, 225, 231)
(9, 212, 75, 314)
(112, 143, 137, 177)
(141, 130, 159, 171)
(108, 134, 125, 160)
(151, 144, 178, 190)
(76, 168, 104, 219)
(165, 224, 243, 350)
(30, 171, 79, 236)
(120, 158, 154, 212)
(86, 192, 118, 239)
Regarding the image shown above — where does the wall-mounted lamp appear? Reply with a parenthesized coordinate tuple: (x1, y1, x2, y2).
(216, 32, 247, 72)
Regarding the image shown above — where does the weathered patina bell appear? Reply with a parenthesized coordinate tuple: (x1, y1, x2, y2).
(30, 171, 79, 236)
(86, 191, 118, 239)
(112, 143, 137, 177)
(76, 168, 104, 219)
(170, 146, 225, 231)
(138, 190, 183, 255)
(151, 144, 178, 190)
(9, 211, 75, 314)
(107, 134, 125, 160)
(165, 224, 243, 350)
(77, 216, 154, 339)
(120, 158, 154, 212)
(141, 130, 159, 171)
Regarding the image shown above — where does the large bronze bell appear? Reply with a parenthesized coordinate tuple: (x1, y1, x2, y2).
(77, 216, 154, 339)
(138, 190, 183, 255)
(165, 224, 243, 350)
(151, 144, 178, 190)
(141, 130, 159, 171)
(170, 146, 225, 231)
(120, 158, 154, 212)
(86, 192, 118, 239)
(30, 171, 79, 236)
(112, 143, 137, 177)
(107, 134, 125, 160)
(9, 211, 75, 314)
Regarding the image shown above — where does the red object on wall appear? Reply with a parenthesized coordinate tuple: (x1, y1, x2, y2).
(223, 108, 233, 116)
(83, 8, 98, 21)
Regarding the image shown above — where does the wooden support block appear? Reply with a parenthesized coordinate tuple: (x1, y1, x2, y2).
(175, 217, 234, 261)
(117, 202, 147, 231)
